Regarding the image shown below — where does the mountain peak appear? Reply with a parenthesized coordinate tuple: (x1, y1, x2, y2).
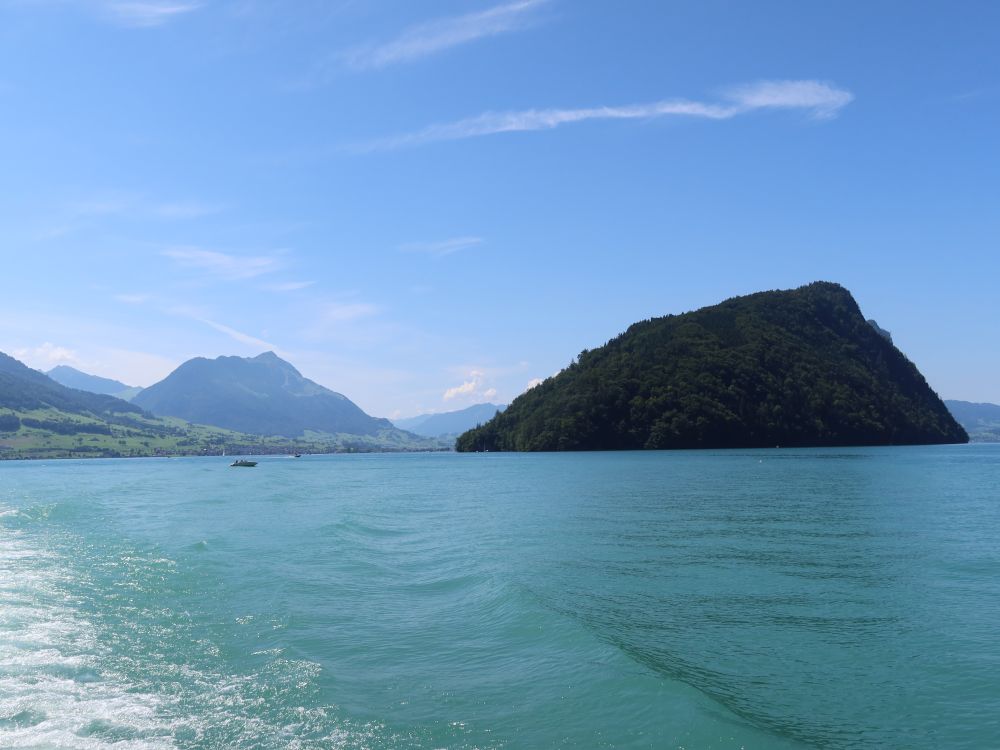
(1, 351, 142, 418)
(45, 365, 140, 400)
(134, 352, 393, 438)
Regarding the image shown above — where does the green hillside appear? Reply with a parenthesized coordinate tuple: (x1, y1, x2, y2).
(0, 351, 440, 459)
(457, 282, 967, 452)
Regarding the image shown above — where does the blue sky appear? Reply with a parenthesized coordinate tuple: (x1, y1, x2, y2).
(1, 0, 997, 418)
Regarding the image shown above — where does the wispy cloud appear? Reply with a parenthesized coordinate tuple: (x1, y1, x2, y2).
(152, 202, 222, 219)
(297, 300, 385, 347)
(357, 79, 854, 151)
(953, 85, 1000, 102)
(114, 293, 151, 304)
(724, 80, 854, 119)
(319, 301, 380, 323)
(63, 193, 221, 221)
(344, 0, 547, 70)
(13, 342, 78, 368)
(399, 236, 483, 258)
(69, 197, 131, 216)
(163, 303, 283, 351)
(199, 318, 281, 351)
(34, 194, 220, 244)
(97, 1, 201, 28)
(11, 341, 175, 386)
(262, 280, 316, 293)
(163, 247, 283, 281)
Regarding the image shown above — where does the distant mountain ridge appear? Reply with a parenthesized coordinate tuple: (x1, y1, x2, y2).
(47, 365, 143, 401)
(2, 349, 432, 459)
(393, 403, 507, 438)
(457, 282, 967, 451)
(133, 351, 412, 440)
(2, 353, 143, 419)
(945, 400, 1000, 442)
(0, 350, 191, 457)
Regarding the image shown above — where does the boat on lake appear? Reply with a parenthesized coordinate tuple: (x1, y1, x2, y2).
(230, 459, 257, 467)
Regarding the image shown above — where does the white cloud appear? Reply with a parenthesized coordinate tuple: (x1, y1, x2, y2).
(98, 2, 201, 28)
(525, 377, 543, 391)
(163, 247, 283, 281)
(443, 380, 477, 401)
(442, 368, 500, 402)
(358, 79, 854, 150)
(13, 342, 78, 369)
(399, 236, 483, 258)
(724, 79, 855, 120)
(345, 0, 547, 71)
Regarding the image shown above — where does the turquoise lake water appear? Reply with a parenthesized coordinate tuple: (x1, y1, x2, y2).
(1, 446, 998, 748)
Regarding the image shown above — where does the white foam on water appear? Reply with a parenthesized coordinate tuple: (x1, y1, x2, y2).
(0, 514, 401, 750)
(0, 527, 178, 749)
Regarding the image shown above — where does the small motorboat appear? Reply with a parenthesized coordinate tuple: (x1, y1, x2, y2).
(230, 459, 257, 467)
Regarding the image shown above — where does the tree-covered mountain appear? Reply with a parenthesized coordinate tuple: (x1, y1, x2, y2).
(47, 365, 143, 401)
(393, 403, 507, 438)
(457, 282, 967, 452)
(133, 351, 411, 440)
(945, 400, 1000, 442)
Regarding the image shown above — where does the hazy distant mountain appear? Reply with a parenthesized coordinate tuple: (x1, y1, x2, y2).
(3, 353, 144, 419)
(393, 403, 507, 438)
(867, 319, 893, 343)
(458, 282, 967, 451)
(1, 350, 439, 459)
(0, 350, 175, 458)
(47, 365, 143, 401)
(945, 400, 1000, 442)
(134, 351, 412, 439)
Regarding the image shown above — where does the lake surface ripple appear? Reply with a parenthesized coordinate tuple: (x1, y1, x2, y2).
(1, 446, 998, 748)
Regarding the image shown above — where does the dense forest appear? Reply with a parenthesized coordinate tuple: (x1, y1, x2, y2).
(457, 282, 967, 451)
